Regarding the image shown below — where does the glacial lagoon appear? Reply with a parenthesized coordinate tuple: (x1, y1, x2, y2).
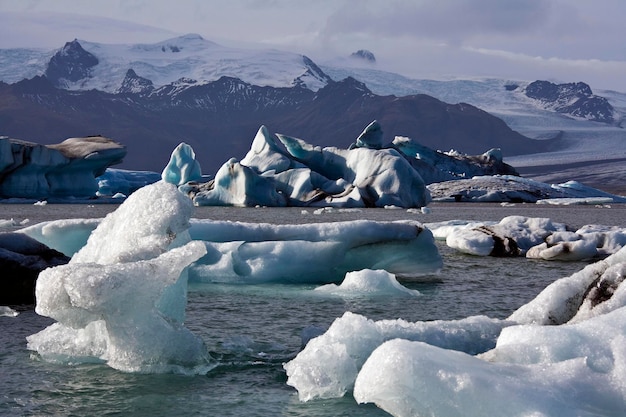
(1, 201, 625, 416)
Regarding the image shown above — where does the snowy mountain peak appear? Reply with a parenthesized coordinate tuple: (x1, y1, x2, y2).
(117, 69, 154, 94)
(13, 35, 332, 93)
(44, 39, 98, 88)
(350, 50, 376, 63)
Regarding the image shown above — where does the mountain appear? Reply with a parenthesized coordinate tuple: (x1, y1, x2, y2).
(0, 35, 624, 193)
(520, 80, 615, 124)
(0, 73, 540, 172)
(7, 34, 332, 93)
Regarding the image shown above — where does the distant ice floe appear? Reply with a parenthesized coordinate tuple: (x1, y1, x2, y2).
(428, 175, 626, 204)
(428, 215, 626, 260)
(0, 136, 125, 200)
(286, 246, 626, 416)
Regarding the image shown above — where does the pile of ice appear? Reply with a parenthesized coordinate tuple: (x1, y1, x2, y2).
(428, 175, 626, 204)
(428, 215, 626, 260)
(27, 181, 214, 374)
(286, 245, 626, 416)
(164, 122, 518, 208)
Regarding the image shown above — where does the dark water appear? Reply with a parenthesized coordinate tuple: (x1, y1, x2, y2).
(1, 203, 623, 416)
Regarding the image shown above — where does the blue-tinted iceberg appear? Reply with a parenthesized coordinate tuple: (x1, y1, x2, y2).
(188, 218, 442, 283)
(27, 181, 214, 374)
(19, 216, 442, 285)
(160, 142, 203, 186)
(0, 136, 125, 199)
(172, 122, 519, 208)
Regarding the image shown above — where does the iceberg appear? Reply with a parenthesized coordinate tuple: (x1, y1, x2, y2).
(160, 142, 203, 186)
(96, 168, 161, 197)
(188, 218, 442, 283)
(0, 136, 125, 199)
(19, 212, 443, 285)
(289, 245, 626, 416)
(172, 122, 520, 208)
(284, 312, 508, 401)
(314, 269, 421, 297)
(27, 181, 214, 374)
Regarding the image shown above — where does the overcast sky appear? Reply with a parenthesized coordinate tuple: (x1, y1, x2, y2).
(2, 0, 626, 91)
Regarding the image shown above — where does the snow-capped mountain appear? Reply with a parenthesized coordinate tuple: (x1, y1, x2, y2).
(0, 35, 625, 193)
(5, 34, 332, 93)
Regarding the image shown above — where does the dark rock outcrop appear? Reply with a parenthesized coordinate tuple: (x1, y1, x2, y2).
(523, 80, 615, 123)
(44, 39, 99, 88)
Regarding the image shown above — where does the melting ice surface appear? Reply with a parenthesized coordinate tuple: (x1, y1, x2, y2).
(285, 245, 626, 416)
(27, 181, 214, 374)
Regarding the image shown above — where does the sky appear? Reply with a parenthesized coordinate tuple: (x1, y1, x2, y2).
(1, 0, 626, 91)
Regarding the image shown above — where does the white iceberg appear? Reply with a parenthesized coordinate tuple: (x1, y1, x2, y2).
(284, 312, 508, 401)
(27, 181, 214, 374)
(349, 247, 626, 417)
(314, 269, 421, 297)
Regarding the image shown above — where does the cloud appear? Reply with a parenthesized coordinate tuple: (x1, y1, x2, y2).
(320, 0, 552, 46)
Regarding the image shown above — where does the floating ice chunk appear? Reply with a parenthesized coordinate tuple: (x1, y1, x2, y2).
(96, 168, 160, 197)
(436, 216, 567, 257)
(28, 241, 211, 373)
(526, 239, 598, 261)
(188, 219, 442, 283)
(27, 181, 214, 374)
(284, 312, 507, 401)
(161, 142, 202, 186)
(536, 197, 617, 205)
(353, 335, 626, 417)
(510, 245, 626, 325)
(0, 306, 19, 317)
(315, 269, 420, 297)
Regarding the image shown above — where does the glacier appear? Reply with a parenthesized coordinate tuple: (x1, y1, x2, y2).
(0, 136, 125, 200)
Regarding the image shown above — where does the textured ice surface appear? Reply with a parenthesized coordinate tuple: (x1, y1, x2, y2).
(27, 181, 214, 374)
(284, 312, 507, 401)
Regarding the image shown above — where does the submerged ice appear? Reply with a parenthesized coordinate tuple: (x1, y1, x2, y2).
(27, 181, 214, 374)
